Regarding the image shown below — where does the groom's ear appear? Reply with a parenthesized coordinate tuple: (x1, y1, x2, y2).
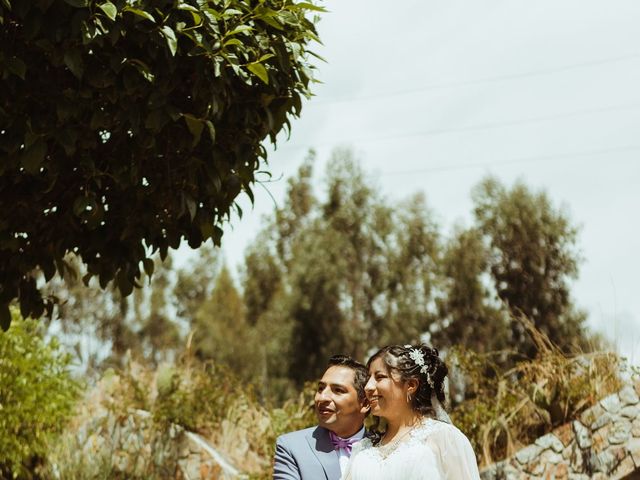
(360, 396, 370, 413)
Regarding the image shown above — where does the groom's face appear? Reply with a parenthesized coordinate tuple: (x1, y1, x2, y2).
(315, 365, 367, 438)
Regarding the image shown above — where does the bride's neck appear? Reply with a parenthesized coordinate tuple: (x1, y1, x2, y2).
(384, 411, 421, 439)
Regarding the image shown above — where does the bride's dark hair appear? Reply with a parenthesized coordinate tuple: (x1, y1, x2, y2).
(366, 344, 448, 445)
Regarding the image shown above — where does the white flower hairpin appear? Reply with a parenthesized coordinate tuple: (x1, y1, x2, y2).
(406, 346, 434, 386)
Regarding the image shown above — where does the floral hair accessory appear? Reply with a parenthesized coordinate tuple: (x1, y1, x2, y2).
(406, 346, 434, 387)
(408, 348, 425, 366)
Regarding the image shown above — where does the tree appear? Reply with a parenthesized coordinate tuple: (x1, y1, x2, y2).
(190, 263, 260, 383)
(472, 177, 586, 356)
(137, 255, 182, 365)
(0, 310, 80, 477)
(242, 149, 442, 387)
(0, 0, 324, 328)
(435, 226, 510, 353)
(42, 252, 183, 370)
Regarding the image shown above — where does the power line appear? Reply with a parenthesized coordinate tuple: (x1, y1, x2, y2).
(313, 53, 640, 105)
(349, 102, 640, 144)
(277, 102, 640, 149)
(381, 144, 640, 176)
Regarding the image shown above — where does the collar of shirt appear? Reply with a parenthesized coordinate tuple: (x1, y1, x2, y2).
(335, 427, 364, 474)
(334, 427, 365, 456)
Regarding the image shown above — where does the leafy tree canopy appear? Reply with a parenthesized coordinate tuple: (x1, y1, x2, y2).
(243, 150, 442, 386)
(0, 0, 323, 329)
(472, 177, 586, 355)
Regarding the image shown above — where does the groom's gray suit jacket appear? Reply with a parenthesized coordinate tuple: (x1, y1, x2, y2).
(273, 426, 343, 480)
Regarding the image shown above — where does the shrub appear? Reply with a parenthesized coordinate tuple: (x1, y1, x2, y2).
(52, 349, 316, 478)
(449, 317, 625, 466)
(0, 310, 81, 478)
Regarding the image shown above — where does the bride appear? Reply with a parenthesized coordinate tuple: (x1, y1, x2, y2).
(342, 344, 480, 480)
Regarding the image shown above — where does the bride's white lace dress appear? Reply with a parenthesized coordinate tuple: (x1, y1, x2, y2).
(342, 417, 480, 480)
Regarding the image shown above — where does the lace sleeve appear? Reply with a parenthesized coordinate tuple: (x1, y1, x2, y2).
(426, 423, 481, 480)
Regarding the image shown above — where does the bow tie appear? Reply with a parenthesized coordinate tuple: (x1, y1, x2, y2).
(329, 431, 358, 454)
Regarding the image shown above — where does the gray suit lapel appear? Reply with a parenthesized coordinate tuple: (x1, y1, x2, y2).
(306, 427, 341, 480)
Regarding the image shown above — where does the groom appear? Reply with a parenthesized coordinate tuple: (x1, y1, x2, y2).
(273, 354, 370, 479)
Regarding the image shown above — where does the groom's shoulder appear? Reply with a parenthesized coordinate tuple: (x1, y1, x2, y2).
(277, 425, 318, 446)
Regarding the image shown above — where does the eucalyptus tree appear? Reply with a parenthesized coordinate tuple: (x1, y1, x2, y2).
(472, 177, 586, 355)
(243, 149, 442, 386)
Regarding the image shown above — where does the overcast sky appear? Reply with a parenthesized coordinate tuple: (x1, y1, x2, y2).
(194, 1, 640, 362)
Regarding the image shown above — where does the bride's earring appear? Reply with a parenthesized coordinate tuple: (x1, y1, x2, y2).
(406, 392, 412, 404)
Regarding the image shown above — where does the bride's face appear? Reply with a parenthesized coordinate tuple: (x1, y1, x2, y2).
(365, 357, 412, 419)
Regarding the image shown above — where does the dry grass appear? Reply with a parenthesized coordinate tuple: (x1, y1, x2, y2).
(43, 350, 316, 479)
(450, 316, 627, 466)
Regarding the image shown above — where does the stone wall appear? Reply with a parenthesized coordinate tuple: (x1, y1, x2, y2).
(481, 381, 640, 479)
(70, 409, 246, 479)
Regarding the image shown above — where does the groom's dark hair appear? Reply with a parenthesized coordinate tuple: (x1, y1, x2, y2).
(327, 354, 369, 402)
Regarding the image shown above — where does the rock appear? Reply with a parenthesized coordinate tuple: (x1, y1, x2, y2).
(568, 447, 585, 471)
(528, 460, 545, 475)
(562, 445, 572, 460)
(620, 405, 640, 419)
(554, 423, 574, 447)
(609, 421, 632, 444)
(612, 454, 636, 477)
(632, 418, 640, 437)
(546, 462, 569, 479)
(580, 403, 603, 427)
(592, 449, 616, 474)
(539, 449, 563, 465)
(628, 437, 640, 467)
(619, 385, 640, 406)
(591, 412, 613, 431)
(480, 460, 505, 480)
(600, 394, 622, 414)
(515, 443, 543, 465)
(535, 432, 565, 453)
(573, 420, 592, 449)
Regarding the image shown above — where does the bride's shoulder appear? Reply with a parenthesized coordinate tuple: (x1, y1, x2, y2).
(414, 417, 468, 442)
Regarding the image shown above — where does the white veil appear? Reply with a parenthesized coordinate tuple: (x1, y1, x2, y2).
(431, 392, 452, 424)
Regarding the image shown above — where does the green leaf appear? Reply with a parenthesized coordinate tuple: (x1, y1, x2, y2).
(63, 50, 83, 79)
(222, 8, 243, 17)
(212, 225, 223, 245)
(122, 6, 155, 23)
(64, 0, 88, 7)
(21, 139, 46, 174)
(226, 25, 253, 36)
(247, 62, 269, 84)
(127, 58, 154, 82)
(177, 3, 199, 13)
(223, 38, 243, 47)
(200, 220, 214, 240)
(142, 258, 154, 277)
(205, 120, 216, 143)
(0, 304, 10, 331)
(98, 1, 117, 21)
(256, 13, 284, 30)
(289, 2, 327, 12)
(116, 270, 133, 296)
(160, 25, 178, 56)
(258, 53, 275, 62)
(185, 195, 197, 220)
(6, 57, 26, 80)
(183, 114, 204, 147)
